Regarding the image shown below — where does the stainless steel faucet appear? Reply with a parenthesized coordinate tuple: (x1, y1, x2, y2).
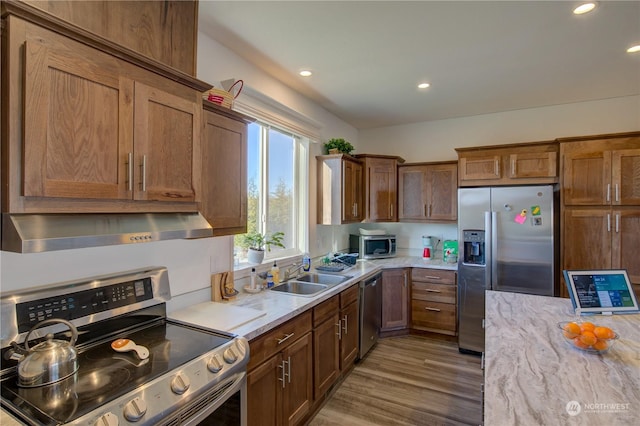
(283, 263, 304, 281)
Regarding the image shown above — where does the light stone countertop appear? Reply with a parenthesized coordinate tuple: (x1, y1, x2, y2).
(484, 290, 640, 426)
(174, 255, 456, 341)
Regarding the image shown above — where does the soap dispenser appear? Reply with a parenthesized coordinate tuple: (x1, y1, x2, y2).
(271, 261, 280, 285)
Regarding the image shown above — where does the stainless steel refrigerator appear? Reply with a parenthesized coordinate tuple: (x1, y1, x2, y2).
(457, 185, 557, 354)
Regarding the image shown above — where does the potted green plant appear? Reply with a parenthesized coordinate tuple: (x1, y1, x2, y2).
(324, 138, 354, 155)
(242, 231, 285, 264)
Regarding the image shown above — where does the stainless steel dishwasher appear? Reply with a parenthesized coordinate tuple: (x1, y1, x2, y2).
(359, 272, 382, 359)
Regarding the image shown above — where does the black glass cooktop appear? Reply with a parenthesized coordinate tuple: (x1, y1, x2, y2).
(1, 321, 230, 425)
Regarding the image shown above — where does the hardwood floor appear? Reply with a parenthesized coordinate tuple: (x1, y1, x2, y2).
(308, 335, 483, 426)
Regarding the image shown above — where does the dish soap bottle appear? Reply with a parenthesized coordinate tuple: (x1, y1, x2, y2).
(266, 271, 274, 288)
(250, 268, 257, 290)
(271, 261, 280, 285)
(302, 252, 311, 272)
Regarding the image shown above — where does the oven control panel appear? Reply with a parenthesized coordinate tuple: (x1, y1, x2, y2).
(15, 278, 154, 332)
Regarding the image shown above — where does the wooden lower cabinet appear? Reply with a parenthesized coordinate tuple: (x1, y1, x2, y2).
(313, 296, 340, 399)
(247, 312, 313, 426)
(381, 269, 409, 332)
(339, 284, 360, 368)
(411, 268, 457, 335)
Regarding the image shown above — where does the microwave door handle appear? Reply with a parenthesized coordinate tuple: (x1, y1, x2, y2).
(388, 238, 392, 253)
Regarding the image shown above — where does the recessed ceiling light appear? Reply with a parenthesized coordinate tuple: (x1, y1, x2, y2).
(627, 45, 640, 54)
(299, 70, 312, 77)
(573, 2, 597, 15)
(418, 83, 430, 89)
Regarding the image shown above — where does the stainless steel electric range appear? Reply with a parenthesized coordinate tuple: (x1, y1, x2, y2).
(0, 267, 249, 426)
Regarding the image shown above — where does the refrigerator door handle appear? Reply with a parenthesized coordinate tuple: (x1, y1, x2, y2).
(491, 211, 498, 290)
(484, 211, 493, 290)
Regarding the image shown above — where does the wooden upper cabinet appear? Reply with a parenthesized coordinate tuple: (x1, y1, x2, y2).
(317, 154, 363, 224)
(343, 159, 364, 222)
(23, 40, 133, 200)
(201, 102, 252, 236)
(398, 162, 457, 222)
(3, 16, 203, 213)
(456, 141, 558, 187)
(133, 82, 200, 203)
(560, 133, 640, 206)
(21, 0, 198, 75)
(356, 154, 404, 222)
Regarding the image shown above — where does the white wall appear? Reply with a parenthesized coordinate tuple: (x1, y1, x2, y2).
(359, 95, 640, 162)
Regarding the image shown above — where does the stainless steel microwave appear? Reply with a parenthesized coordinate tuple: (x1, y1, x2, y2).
(350, 234, 397, 259)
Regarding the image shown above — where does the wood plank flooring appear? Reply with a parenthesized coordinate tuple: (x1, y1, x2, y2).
(308, 335, 483, 426)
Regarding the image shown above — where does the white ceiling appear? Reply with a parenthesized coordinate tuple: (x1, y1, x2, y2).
(198, 1, 640, 129)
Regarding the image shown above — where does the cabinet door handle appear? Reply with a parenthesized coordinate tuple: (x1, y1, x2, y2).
(615, 184, 619, 203)
(494, 159, 500, 176)
(342, 315, 348, 334)
(607, 183, 611, 202)
(607, 213, 611, 232)
(511, 158, 516, 177)
(355, 203, 358, 217)
(276, 333, 294, 345)
(335, 321, 342, 340)
(140, 155, 147, 192)
(286, 356, 291, 384)
(278, 360, 286, 388)
(403, 272, 407, 288)
(126, 152, 133, 191)
(425, 289, 441, 293)
(616, 214, 620, 233)
(425, 307, 441, 312)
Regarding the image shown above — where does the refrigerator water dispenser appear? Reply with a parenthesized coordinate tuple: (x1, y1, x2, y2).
(462, 230, 485, 266)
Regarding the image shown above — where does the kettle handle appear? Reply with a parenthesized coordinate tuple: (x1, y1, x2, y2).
(23, 318, 78, 350)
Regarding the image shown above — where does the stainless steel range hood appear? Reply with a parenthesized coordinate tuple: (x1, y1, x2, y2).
(1, 212, 213, 253)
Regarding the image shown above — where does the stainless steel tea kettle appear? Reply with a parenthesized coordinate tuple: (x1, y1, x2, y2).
(10, 318, 79, 387)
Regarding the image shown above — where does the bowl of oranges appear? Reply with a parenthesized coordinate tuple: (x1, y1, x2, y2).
(558, 321, 619, 354)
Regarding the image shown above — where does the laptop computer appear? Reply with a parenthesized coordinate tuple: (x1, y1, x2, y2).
(563, 269, 640, 315)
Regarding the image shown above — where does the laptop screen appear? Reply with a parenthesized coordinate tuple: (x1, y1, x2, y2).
(564, 270, 639, 314)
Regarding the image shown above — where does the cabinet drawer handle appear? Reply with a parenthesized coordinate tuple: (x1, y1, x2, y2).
(425, 289, 442, 293)
(276, 333, 294, 345)
(423, 276, 442, 280)
(425, 307, 441, 312)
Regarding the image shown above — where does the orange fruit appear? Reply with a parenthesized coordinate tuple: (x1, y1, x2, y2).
(580, 331, 597, 346)
(593, 339, 609, 351)
(573, 337, 590, 349)
(580, 322, 595, 333)
(563, 322, 581, 339)
(594, 326, 615, 340)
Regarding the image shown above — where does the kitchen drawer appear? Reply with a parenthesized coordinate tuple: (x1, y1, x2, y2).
(412, 282, 456, 304)
(411, 300, 456, 334)
(340, 283, 359, 308)
(248, 310, 312, 370)
(411, 268, 456, 285)
(313, 295, 339, 327)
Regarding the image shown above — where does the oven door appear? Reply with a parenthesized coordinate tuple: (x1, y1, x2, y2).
(165, 372, 247, 426)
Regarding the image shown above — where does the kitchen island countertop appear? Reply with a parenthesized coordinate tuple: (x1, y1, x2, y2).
(484, 290, 640, 425)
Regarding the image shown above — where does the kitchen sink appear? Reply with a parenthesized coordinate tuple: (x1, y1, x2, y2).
(270, 281, 329, 296)
(270, 273, 353, 297)
(292, 273, 352, 285)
